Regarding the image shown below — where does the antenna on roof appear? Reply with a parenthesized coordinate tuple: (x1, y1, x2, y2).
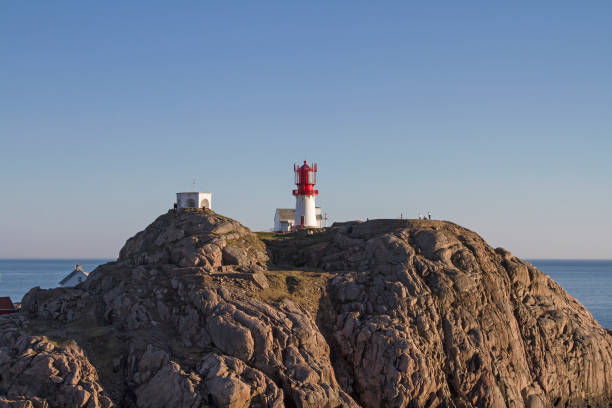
(192, 178, 196, 191)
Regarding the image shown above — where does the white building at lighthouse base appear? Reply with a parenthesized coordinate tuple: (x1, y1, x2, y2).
(274, 207, 322, 232)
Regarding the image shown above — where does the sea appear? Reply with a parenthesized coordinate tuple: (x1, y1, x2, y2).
(529, 259, 612, 329)
(0, 259, 113, 303)
(0, 259, 611, 328)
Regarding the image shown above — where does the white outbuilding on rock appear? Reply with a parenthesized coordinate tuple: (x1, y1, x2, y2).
(274, 208, 322, 232)
(59, 264, 89, 287)
(176, 192, 212, 210)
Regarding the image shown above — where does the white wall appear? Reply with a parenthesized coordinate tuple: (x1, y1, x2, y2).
(177, 192, 212, 209)
(274, 211, 294, 232)
(294, 195, 317, 227)
(198, 193, 212, 209)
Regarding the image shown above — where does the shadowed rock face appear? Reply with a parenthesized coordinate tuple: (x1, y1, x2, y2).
(0, 316, 113, 408)
(2, 211, 611, 408)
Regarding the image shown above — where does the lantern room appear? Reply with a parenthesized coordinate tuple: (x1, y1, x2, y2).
(292, 161, 319, 197)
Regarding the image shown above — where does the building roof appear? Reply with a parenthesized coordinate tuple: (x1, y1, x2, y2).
(0, 297, 15, 311)
(275, 208, 295, 221)
(59, 265, 89, 285)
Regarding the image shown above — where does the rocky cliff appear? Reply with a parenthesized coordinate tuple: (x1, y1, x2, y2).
(1, 208, 611, 408)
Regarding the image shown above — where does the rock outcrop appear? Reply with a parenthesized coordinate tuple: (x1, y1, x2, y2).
(282, 221, 612, 408)
(2, 209, 611, 407)
(0, 316, 113, 408)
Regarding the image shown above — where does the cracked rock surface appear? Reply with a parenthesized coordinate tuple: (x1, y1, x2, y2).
(2, 210, 611, 407)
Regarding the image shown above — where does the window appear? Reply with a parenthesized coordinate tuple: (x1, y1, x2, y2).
(308, 171, 316, 184)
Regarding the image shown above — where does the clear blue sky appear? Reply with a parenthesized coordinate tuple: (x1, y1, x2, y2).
(1, 2, 610, 259)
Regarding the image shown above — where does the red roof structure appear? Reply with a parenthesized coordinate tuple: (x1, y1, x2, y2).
(0, 297, 17, 315)
(292, 160, 319, 197)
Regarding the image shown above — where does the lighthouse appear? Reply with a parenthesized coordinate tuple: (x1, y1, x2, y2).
(293, 160, 319, 228)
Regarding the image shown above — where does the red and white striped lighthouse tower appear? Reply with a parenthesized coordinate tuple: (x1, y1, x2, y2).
(293, 160, 319, 228)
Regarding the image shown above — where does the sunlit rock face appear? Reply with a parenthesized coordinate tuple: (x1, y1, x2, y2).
(3, 210, 612, 407)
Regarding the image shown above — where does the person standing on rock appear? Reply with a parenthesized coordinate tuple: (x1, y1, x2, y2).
(428, 211, 431, 220)
(418, 213, 423, 220)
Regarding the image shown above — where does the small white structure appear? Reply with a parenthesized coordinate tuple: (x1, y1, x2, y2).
(59, 264, 89, 287)
(274, 207, 322, 232)
(274, 209, 295, 232)
(176, 192, 212, 210)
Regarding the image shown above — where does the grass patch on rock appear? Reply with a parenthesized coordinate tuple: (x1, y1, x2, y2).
(248, 268, 333, 318)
